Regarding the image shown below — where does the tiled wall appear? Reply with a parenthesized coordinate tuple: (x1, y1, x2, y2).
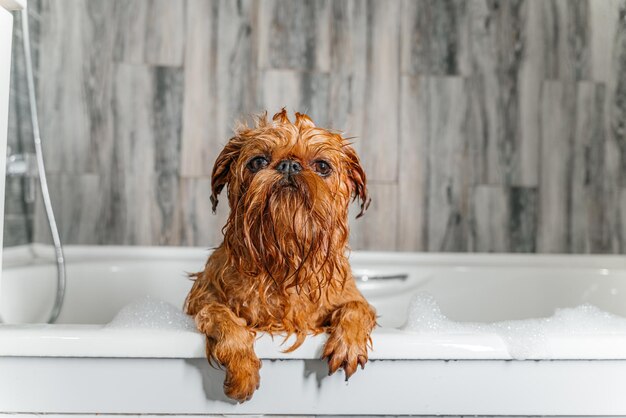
(5, 1, 40, 247)
(6, 0, 626, 253)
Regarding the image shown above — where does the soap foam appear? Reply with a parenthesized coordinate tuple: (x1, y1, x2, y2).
(404, 292, 626, 359)
(107, 295, 196, 331)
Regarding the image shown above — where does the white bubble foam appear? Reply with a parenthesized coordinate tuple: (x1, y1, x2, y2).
(404, 292, 626, 359)
(107, 295, 196, 331)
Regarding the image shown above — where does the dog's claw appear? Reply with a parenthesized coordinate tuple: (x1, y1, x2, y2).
(323, 329, 370, 380)
(358, 354, 367, 369)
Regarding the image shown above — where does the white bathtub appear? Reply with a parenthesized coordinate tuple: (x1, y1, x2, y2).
(2, 245, 626, 416)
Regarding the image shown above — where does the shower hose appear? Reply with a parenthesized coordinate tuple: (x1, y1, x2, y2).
(19, 8, 66, 323)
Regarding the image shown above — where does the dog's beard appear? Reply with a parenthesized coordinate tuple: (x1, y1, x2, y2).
(225, 173, 347, 296)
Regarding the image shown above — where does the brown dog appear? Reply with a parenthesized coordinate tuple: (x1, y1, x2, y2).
(185, 109, 376, 402)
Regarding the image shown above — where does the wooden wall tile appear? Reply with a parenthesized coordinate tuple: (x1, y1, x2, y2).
(570, 82, 611, 253)
(465, 0, 526, 185)
(516, 0, 543, 187)
(258, 0, 330, 71)
(537, 81, 575, 253)
(424, 77, 472, 252)
(607, 2, 626, 187)
(349, 183, 398, 251)
(114, 0, 185, 66)
(180, 0, 218, 177)
(33, 174, 102, 245)
(358, 0, 401, 183)
(589, 0, 625, 83)
(113, 0, 147, 64)
(213, 0, 261, 141)
(260, 70, 330, 126)
(509, 186, 538, 252)
(178, 178, 229, 247)
(471, 185, 509, 252)
(9, 0, 626, 254)
(541, 0, 591, 81)
(327, 0, 367, 141)
(4, 215, 32, 247)
(38, 0, 116, 174)
(397, 75, 427, 251)
(144, 0, 186, 66)
(95, 64, 183, 245)
(181, 0, 260, 178)
(401, 0, 470, 76)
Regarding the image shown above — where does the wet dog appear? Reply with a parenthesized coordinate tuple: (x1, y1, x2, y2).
(185, 109, 376, 401)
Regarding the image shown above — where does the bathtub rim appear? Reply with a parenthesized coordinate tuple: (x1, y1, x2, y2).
(6, 243, 626, 270)
(3, 244, 626, 361)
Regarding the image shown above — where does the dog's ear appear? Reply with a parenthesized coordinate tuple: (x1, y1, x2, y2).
(210, 138, 242, 212)
(343, 143, 371, 218)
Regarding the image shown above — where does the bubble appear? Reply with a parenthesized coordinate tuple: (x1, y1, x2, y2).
(403, 292, 626, 360)
(107, 295, 196, 331)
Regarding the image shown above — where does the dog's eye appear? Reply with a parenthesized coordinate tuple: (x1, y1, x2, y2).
(247, 156, 269, 172)
(313, 160, 332, 177)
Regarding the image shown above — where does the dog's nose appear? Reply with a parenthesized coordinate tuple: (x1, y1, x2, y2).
(276, 159, 302, 175)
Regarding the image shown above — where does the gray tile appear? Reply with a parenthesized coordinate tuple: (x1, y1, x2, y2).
(471, 185, 509, 252)
(464, 0, 531, 186)
(3, 215, 31, 247)
(589, 0, 626, 83)
(179, 178, 229, 247)
(3, 177, 33, 216)
(180, 0, 219, 178)
(359, 0, 401, 183)
(619, 187, 626, 253)
(516, 0, 544, 187)
(537, 80, 575, 253)
(94, 64, 183, 245)
(38, 0, 116, 174)
(607, 2, 626, 186)
(541, 0, 591, 81)
(181, 0, 260, 178)
(467, 0, 526, 77)
(509, 186, 538, 253)
(422, 77, 473, 252)
(16, 0, 626, 254)
(33, 174, 102, 245)
(7, 7, 35, 157)
(397, 75, 427, 251)
(260, 70, 330, 127)
(466, 73, 521, 186)
(258, 0, 330, 71)
(401, 0, 470, 76)
(114, 0, 185, 66)
(570, 82, 611, 253)
(113, 0, 147, 64)
(144, 0, 186, 66)
(350, 182, 398, 251)
(214, 0, 262, 138)
(327, 0, 367, 138)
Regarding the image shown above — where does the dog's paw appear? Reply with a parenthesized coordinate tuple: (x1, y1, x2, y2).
(223, 355, 262, 402)
(322, 328, 369, 380)
(207, 334, 261, 402)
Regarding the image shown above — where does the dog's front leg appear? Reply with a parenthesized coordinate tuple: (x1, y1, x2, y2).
(323, 300, 376, 380)
(194, 302, 260, 402)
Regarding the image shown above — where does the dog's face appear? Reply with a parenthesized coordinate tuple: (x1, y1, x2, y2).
(210, 110, 369, 286)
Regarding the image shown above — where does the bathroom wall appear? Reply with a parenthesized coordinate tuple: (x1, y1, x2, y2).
(5, 1, 39, 246)
(6, 0, 626, 253)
